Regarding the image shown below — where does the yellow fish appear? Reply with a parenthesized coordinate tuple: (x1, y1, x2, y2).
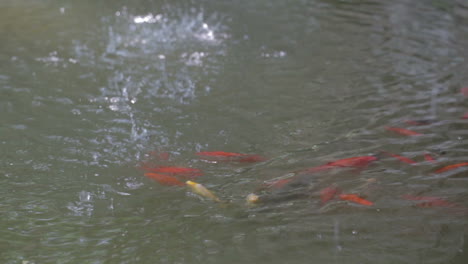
(186, 181, 222, 202)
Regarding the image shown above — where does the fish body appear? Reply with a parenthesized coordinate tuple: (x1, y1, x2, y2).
(339, 194, 374, 206)
(237, 155, 267, 163)
(196, 151, 245, 157)
(380, 151, 417, 164)
(320, 186, 341, 205)
(461, 87, 468, 97)
(302, 156, 378, 174)
(401, 195, 457, 208)
(404, 120, 434, 126)
(144, 173, 185, 186)
(143, 166, 202, 177)
(424, 153, 436, 163)
(434, 162, 468, 173)
(462, 112, 468, 119)
(385, 126, 422, 136)
(186, 181, 222, 202)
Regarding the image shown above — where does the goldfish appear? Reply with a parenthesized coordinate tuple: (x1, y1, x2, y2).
(196, 151, 245, 157)
(320, 186, 341, 205)
(339, 194, 374, 206)
(301, 155, 378, 174)
(186, 181, 222, 202)
(379, 151, 417, 164)
(144, 173, 185, 186)
(434, 162, 468, 174)
(142, 166, 203, 177)
(385, 126, 422, 136)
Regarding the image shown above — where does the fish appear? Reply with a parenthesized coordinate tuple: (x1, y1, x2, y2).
(246, 193, 260, 204)
(379, 151, 417, 164)
(142, 166, 203, 177)
(434, 162, 468, 174)
(301, 155, 378, 174)
(462, 112, 468, 119)
(404, 120, 435, 126)
(144, 173, 185, 186)
(186, 180, 222, 202)
(385, 126, 422, 136)
(263, 178, 294, 189)
(196, 151, 245, 157)
(461, 87, 468, 97)
(401, 195, 457, 208)
(196, 151, 266, 163)
(424, 153, 436, 163)
(338, 194, 374, 206)
(320, 186, 341, 205)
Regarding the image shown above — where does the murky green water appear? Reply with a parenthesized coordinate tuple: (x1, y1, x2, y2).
(2, 0, 468, 263)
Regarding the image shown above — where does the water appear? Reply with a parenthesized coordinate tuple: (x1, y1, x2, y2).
(1, 0, 468, 263)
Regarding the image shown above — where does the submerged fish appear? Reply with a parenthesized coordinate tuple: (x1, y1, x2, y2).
(143, 166, 203, 177)
(379, 151, 417, 164)
(401, 195, 457, 208)
(462, 112, 468, 119)
(461, 87, 468, 97)
(186, 181, 222, 202)
(144, 173, 185, 187)
(434, 162, 468, 174)
(302, 155, 378, 174)
(385, 126, 422, 136)
(424, 153, 436, 163)
(196, 151, 266, 163)
(404, 120, 435, 126)
(339, 194, 374, 206)
(320, 186, 341, 205)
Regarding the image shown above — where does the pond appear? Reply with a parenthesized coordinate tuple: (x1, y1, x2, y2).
(1, 0, 468, 263)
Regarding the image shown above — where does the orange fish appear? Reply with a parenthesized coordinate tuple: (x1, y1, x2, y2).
(143, 166, 203, 177)
(144, 172, 185, 186)
(196, 151, 266, 163)
(237, 155, 267, 163)
(385, 126, 422, 136)
(262, 178, 294, 189)
(434, 162, 468, 173)
(380, 151, 417, 164)
(339, 194, 374, 206)
(302, 156, 378, 174)
(424, 153, 436, 163)
(320, 186, 341, 205)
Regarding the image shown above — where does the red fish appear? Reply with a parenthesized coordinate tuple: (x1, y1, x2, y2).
(196, 151, 266, 163)
(142, 166, 203, 177)
(320, 186, 341, 205)
(404, 120, 434, 126)
(144, 172, 185, 186)
(196, 151, 245, 157)
(424, 153, 436, 163)
(263, 178, 294, 189)
(461, 87, 468, 97)
(462, 112, 468, 119)
(380, 151, 417, 164)
(434, 162, 468, 174)
(385, 126, 422, 136)
(401, 195, 457, 208)
(302, 156, 378, 174)
(339, 194, 373, 206)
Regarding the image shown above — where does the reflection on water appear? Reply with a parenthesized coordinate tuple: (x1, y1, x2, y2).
(1, 0, 468, 263)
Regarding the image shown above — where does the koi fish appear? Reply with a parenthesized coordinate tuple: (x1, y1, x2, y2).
(263, 178, 293, 189)
(320, 186, 341, 205)
(404, 120, 434, 126)
(379, 151, 417, 164)
(385, 126, 422, 136)
(434, 162, 468, 174)
(424, 153, 436, 163)
(142, 166, 203, 177)
(401, 195, 457, 208)
(246, 193, 260, 204)
(237, 155, 268, 163)
(186, 180, 222, 202)
(144, 173, 185, 186)
(339, 193, 374, 206)
(302, 155, 378, 174)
